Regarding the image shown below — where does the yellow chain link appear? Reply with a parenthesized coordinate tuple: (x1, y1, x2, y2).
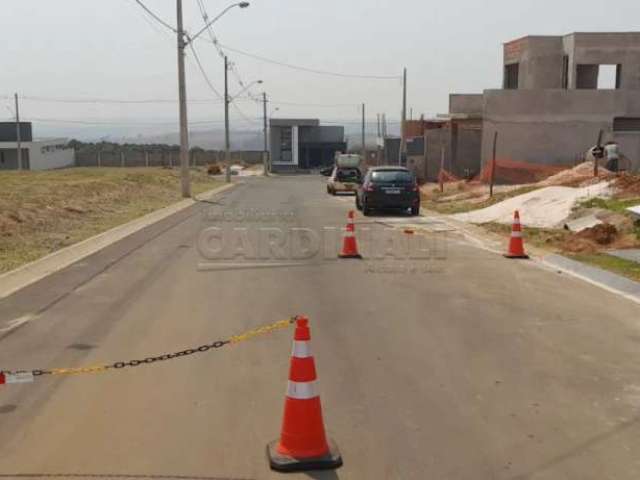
(229, 318, 295, 345)
(49, 365, 110, 376)
(14, 318, 296, 378)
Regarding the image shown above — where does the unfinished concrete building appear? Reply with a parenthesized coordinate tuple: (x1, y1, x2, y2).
(440, 32, 640, 179)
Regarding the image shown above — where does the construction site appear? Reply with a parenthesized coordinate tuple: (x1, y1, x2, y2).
(366, 32, 640, 280)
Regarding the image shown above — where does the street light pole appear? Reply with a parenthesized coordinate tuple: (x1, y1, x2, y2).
(174, 0, 250, 194)
(14, 93, 22, 171)
(176, 0, 191, 197)
(361, 103, 366, 164)
(263, 92, 269, 176)
(224, 55, 231, 183)
(399, 67, 407, 166)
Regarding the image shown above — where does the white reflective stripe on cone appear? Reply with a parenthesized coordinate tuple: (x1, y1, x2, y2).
(511, 231, 523, 238)
(292, 340, 312, 358)
(287, 380, 318, 400)
(344, 231, 355, 237)
(6, 372, 34, 384)
(513, 220, 521, 226)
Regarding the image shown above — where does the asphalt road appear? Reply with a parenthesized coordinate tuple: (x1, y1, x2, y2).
(1, 175, 640, 480)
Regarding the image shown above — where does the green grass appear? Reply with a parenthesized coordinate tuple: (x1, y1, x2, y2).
(481, 222, 570, 251)
(425, 186, 539, 214)
(569, 253, 640, 282)
(481, 222, 640, 282)
(0, 167, 222, 273)
(577, 196, 640, 213)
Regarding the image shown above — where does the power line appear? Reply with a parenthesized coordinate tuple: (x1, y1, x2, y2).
(267, 99, 359, 108)
(28, 117, 228, 126)
(209, 41, 402, 80)
(131, 0, 176, 33)
(187, 41, 224, 101)
(193, 0, 258, 126)
(20, 95, 225, 105)
(187, 43, 257, 126)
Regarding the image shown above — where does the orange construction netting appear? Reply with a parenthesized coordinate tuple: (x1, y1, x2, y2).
(474, 159, 567, 185)
(437, 159, 569, 186)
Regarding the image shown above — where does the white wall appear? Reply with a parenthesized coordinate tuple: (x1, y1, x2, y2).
(28, 139, 75, 170)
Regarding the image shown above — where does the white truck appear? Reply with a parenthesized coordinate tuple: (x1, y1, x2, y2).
(326, 153, 363, 195)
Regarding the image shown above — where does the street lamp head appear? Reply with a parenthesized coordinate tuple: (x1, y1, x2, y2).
(239, 2, 250, 8)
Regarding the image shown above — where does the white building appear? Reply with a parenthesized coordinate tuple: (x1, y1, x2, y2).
(0, 122, 75, 171)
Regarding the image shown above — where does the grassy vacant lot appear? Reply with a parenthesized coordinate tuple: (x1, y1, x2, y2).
(0, 167, 222, 273)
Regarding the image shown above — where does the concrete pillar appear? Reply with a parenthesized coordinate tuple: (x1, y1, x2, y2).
(120, 151, 125, 168)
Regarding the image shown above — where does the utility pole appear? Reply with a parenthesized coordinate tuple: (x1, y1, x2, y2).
(361, 103, 366, 163)
(176, 0, 191, 197)
(14, 93, 22, 171)
(262, 92, 269, 176)
(490, 131, 498, 198)
(224, 55, 231, 183)
(376, 113, 382, 166)
(399, 67, 407, 166)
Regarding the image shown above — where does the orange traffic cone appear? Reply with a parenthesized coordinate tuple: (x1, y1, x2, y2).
(267, 316, 342, 472)
(338, 210, 362, 259)
(504, 210, 529, 259)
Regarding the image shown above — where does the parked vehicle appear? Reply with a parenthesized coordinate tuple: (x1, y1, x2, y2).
(327, 166, 362, 195)
(320, 166, 334, 176)
(355, 166, 420, 216)
(335, 153, 361, 169)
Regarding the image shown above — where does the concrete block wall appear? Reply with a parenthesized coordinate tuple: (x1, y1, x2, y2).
(449, 94, 484, 115)
(481, 89, 640, 171)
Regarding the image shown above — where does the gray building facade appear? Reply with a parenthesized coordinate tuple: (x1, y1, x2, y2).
(486, 32, 640, 171)
(450, 32, 640, 177)
(269, 119, 346, 172)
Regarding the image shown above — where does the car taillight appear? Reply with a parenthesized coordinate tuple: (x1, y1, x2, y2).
(364, 183, 375, 192)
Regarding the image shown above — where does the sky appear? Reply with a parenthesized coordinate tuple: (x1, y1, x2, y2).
(1, 0, 639, 141)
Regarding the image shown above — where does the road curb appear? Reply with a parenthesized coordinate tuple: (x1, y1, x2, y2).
(0, 182, 236, 300)
(541, 254, 640, 306)
(430, 211, 640, 306)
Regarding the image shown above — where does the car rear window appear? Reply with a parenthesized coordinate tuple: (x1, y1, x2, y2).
(336, 168, 361, 180)
(370, 170, 414, 183)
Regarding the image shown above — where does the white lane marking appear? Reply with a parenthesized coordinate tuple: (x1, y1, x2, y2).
(0, 315, 34, 333)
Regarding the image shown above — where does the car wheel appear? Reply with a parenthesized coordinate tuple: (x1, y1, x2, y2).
(363, 202, 371, 216)
(355, 195, 362, 210)
(411, 206, 420, 216)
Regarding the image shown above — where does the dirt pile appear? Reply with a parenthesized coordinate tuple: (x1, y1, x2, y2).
(207, 163, 222, 175)
(575, 223, 618, 245)
(537, 162, 612, 187)
(614, 173, 640, 197)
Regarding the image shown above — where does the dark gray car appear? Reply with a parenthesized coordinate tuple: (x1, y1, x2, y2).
(355, 166, 420, 216)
